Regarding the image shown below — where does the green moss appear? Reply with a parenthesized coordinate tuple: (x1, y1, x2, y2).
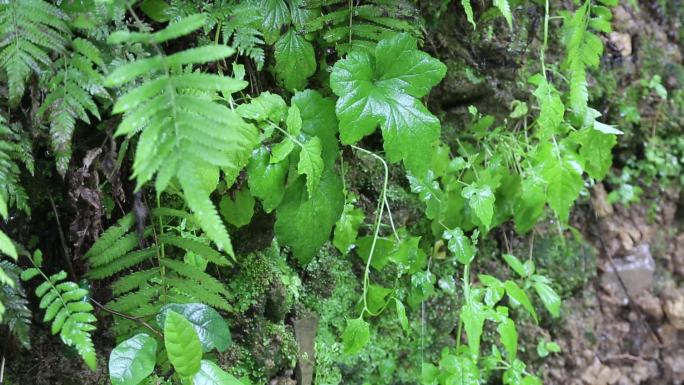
(532, 234, 597, 298)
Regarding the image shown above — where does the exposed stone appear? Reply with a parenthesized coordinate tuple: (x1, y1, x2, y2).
(600, 244, 655, 303)
(634, 291, 663, 320)
(293, 313, 319, 385)
(663, 289, 684, 330)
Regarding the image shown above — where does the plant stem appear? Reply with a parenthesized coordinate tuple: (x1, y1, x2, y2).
(351, 145, 389, 317)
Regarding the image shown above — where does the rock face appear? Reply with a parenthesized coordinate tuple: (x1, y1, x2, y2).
(600, 243, 655, 303)
(542, 174, 684, 385)
(293, 314, 319, 385)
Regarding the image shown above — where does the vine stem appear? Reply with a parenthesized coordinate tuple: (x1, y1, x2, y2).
(90, 297, 163, 338)
(541, 0, 550, 77)
(350, 145, 389, 317)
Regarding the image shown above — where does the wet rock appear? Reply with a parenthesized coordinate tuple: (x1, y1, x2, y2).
(581, 358, 621, 385)
(600, 244, 655, 303)
(634, 291, 663, 320)
(663, 289, 684, 329)
(293, 313, 319, 385)
(664, 350, 684, 385)
(609, 32, 632, 57)
(673, 233, 684, 277)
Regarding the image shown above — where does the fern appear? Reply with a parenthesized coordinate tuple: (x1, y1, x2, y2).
(105, 13, 258, 257)
(37, 38, 108, 176)
(0, 260, 31, 348)
(0, 114, 32, 216)
(0, 0, 70, 105)
(222, 3, 266, 70)
(85, 208, 233, 337)
(562, 1, 611, 118)
(302, 0, 421, 53)
(21, 252, 97, 370)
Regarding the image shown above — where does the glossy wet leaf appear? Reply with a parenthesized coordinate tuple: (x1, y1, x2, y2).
(157, 303, 232, 353)
(341, 317, 370, 355)
(274, 30, 316, 91)
(330, 33, 446, 176)
(164, 310, 202, 377)
(275, 171, 344, 264)
(193, 360, 243, 385)
(109, 333, 157, 385)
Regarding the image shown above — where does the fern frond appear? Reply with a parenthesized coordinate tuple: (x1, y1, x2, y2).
(111, 267, 160, 296)
(37, 38, 107, 175)
(0, 260, 30, 348)
(21, 265, 97, 369)
(223, 3, 266, 70)
(0, 0, 69, 105)
(87, 248, 156, 279)
(0, 115, 32, 216)
(85, 208, 233, 335)
(85, 213, 136, 259)
(106, 14, 258, 256)
(562, 2, 609, 117)
(303, 1, 421, 53)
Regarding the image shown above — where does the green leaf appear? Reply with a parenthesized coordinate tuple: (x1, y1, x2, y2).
(219, 189, 255, 228)
(258, 0, 291, 44)
(333, 203, 365, 255)
(356, 237, 395, 271)
(504, 281, 538, 323)
(341, 317, 370, 355)
(157, 303, 232, 353)
(461, 302, 485, 357)
(286, 104, 302, 135)
(275, 171, 344, 264)
(532, 278, 561, 317)
(462, 182, 495, 229)
(395, 299, 409, 334)
(109, 333, 157, 385)
(247, 148, 288, 213)
(502, 254, 527, 278)
(539, 147, 583, 224)
(140, 0, 171, 22)
(164, 310, 202, 377)
(271, 139, 295, 164)
(236, 92, 287, 122)
(577, 128, 617, 180)
(530, 74, 564, 139)
(366, 284, 392, 314)
(297, 137, 324, 198)
(330, 33, 446, 175)
(274, 30, 316, 91)
(0, 231, 17, 260)
(442, 227, 475, 265)
(461, 0, 476, 29)
(193, 360, 243, 385)
(494, 0, 513, 29)
(179, 165, 235, 257)
(497, 317, 518, 361)
(292, 90, 339, 168)
(514, 174, 546, 234)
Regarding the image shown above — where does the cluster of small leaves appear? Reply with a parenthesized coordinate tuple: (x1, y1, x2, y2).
(109, 303, 237, 385)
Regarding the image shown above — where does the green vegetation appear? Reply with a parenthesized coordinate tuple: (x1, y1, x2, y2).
(0, 0, 682, 384)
